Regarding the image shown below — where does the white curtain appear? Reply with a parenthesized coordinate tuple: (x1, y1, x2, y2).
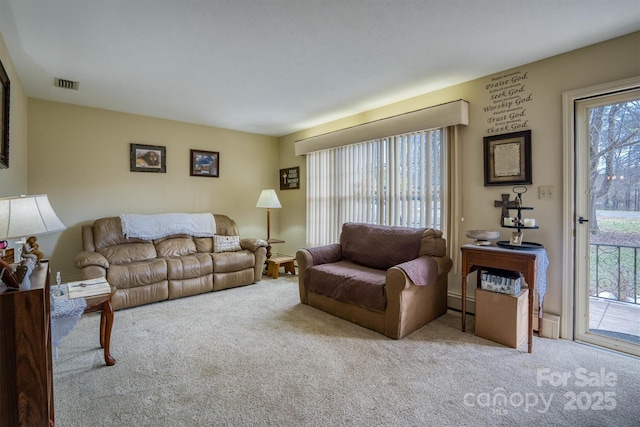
(445, 125, 464, 273)
(306, 128, 446, 248)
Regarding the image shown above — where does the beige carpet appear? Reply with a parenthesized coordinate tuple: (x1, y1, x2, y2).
(53, 275, 639, 426)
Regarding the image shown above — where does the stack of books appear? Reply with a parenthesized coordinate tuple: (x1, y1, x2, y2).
(67, 277, 111, 299)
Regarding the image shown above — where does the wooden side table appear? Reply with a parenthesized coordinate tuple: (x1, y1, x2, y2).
(460, 245, 547, 353)
(83, 286, 117, 366)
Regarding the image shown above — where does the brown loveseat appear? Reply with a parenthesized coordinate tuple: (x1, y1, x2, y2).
(297, 222, 452, 339)
(74, 214, 267, 310)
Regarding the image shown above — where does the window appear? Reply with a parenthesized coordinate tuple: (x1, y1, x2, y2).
(306, 128, 446, 247)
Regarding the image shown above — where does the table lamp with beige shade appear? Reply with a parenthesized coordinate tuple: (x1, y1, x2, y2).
(0, 194, 66, 289)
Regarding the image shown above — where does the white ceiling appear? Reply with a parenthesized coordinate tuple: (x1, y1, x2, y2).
(0, 0, 639, 137)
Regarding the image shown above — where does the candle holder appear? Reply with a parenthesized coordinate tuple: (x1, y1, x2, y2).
(496, 186, 543, 249)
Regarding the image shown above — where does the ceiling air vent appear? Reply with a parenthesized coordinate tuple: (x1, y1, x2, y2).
(54, 77, 80, 90)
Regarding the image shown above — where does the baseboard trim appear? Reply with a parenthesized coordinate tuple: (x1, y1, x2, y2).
(534, 312, 560, 339)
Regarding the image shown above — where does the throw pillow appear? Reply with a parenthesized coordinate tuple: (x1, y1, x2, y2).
(213, 235, 242, 253)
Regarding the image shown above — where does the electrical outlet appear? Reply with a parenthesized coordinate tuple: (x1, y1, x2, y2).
(538, 186, 554, 200)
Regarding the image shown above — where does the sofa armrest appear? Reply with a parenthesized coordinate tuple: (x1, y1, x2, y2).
(296, 244, 342, 305)
(74, 251, 109, 280)
(296, 249, 313, 304)
(74, 251, 109, 270)
(240, 238, 268, 253)
(393, 255, 453, 284)
(394, 256, 439, 286)
(385, 256, 451, 339)
(305, 243, 342, 266)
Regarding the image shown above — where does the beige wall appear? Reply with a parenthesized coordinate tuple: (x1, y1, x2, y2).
(3, 24, 639, 322)
(279, 32, 640, 319)
(28, 100, 279, 280)
(0, 30, 28, 197)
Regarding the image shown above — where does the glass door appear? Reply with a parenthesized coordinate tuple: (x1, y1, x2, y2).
(575, 89, 640, 356)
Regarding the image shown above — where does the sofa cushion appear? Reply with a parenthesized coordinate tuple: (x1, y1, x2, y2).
(155, 237, 197, 258)
(307, 260, 387, 311)
(168, 275, 214, 299)
(194, 237, 213, 253)
(92, 217, 147, 248)
(106, 258, 167, 289)
(211, 250, 255, 273)
(166, 253, 213, 280)
(213, 269, 254, 291)
(340, 223, 424, 270)
(213, 235, 242, 253)
(98, 242, 157, 264)
(111, 282, 169, 310)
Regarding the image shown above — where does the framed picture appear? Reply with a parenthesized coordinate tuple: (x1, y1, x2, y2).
(510, 231, 523, 246)
(130, 143, 166, 173)
(483, 130, 531, 186)
(280, 166, 300, 190)
(190, 149, 219, 177)
(0, 58, 10, 169)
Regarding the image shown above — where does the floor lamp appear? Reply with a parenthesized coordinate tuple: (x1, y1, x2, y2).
(256, 189, 281, 259)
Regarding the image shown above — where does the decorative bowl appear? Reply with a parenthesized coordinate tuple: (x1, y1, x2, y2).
(465, 230, 500, 243)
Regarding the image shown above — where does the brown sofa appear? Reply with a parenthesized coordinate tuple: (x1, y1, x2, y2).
(296, 222, 452, 339)
(74, 214, 267, 310)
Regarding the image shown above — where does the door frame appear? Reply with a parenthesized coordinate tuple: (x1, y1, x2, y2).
(561, 75, 640, 340)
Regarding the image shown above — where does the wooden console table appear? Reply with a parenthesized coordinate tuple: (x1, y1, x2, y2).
(0, 261, 54, 426)
(460, 245, 548, 353)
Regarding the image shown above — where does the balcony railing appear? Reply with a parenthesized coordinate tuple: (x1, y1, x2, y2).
(590, 243, 640, 305)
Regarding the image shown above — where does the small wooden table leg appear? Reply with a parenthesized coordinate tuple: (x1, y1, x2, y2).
(100, 300, 116, 366)
(528, 287, 534, 354)
(266, 261, 277, 279)
(271, 263, 280, 279)
(84, 286, 117, 365)
(284, 261, 296, 275)
(538, 301, 544, 337)
(461, 273, 467, 332)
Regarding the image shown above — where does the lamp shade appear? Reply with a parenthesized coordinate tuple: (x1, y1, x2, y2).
(0, 194, 66, 239)
(256, 189, 281, 209)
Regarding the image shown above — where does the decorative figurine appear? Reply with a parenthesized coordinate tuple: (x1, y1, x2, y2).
(21, 236, 44, 264)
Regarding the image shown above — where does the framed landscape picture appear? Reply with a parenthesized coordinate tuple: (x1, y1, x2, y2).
(483, 130, 531, 186)
(190, 149, 219, 177)
(130, 143, 166, 173)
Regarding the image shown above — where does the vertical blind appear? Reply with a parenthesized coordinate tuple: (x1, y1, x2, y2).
(306, 128, 445, 247)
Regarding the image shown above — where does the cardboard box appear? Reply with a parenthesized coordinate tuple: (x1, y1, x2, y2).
(480, 268, 523, 295)
(475, 288, 528, 348)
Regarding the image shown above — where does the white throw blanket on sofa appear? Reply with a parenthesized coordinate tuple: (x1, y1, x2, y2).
(120, 213, 217, 240)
